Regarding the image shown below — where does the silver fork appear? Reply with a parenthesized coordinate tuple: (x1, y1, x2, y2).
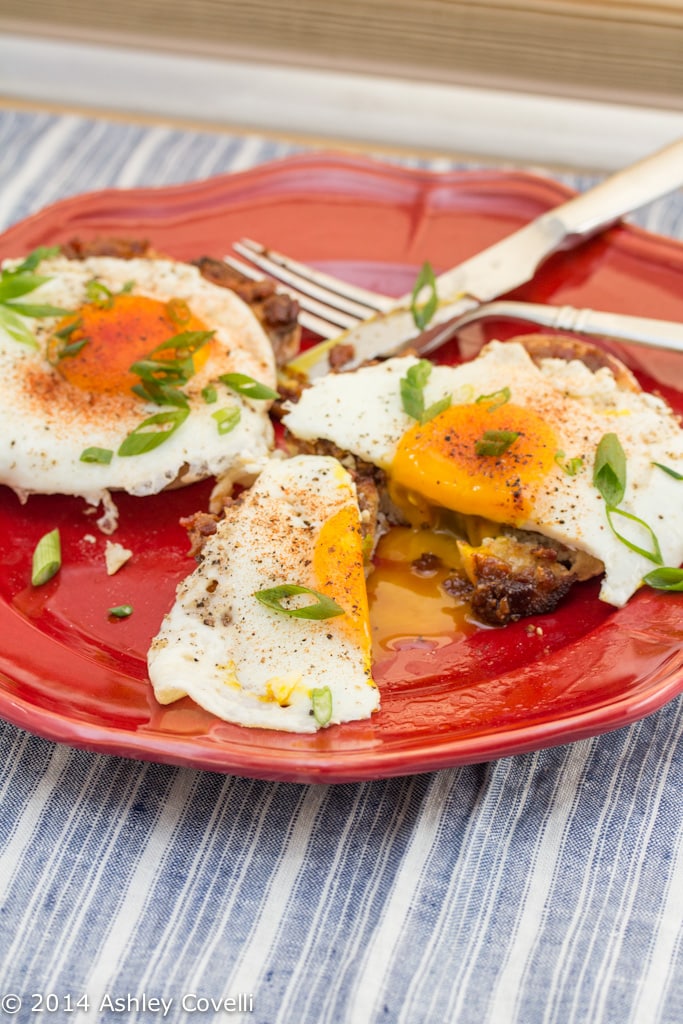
(226, 238, 683, 360)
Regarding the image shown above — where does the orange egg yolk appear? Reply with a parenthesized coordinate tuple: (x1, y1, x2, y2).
(313, 503, 374, 674)
(50, 293, 213, 395)
(367, 526, 478, 659)
(391, 401, 557, 527)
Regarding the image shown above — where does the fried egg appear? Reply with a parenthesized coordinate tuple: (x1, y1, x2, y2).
(282, 341, 683, 607)
(148, 455, 379, 732)
(0, 253, 277, 518)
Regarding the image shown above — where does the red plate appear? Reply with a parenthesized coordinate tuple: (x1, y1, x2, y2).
(1, 151, 683, 783)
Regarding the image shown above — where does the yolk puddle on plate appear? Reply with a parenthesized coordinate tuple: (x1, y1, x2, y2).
(367, 526, 478, 660)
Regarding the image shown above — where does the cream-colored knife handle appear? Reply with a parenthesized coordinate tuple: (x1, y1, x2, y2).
(550, 138, 683, 242)
(428, 137, 683, 306)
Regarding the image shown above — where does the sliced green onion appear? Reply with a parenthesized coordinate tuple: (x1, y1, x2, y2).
(85, 279, 114, 308)
(53, 318, 82, 340)
(605, 506, 663, 565)
(555, 450, 584, 476)
(254, 584, 345, 620)
(400, 359, 431, 421)
(311, 686, 333, 727)
(152, 330, 214, 359)
(652, 461, 683, 480)
(14, 246, 60, 273)
(475, 386, 511, 412)
(108, 604, 133, 618)
(202, 384, 218, 404)
(118, 407, 190, 456)
(129, 356, 194, 385)
(58, 337, 90, 360)
(212, 406, 241, 435)
(165, 297, 192, 325)
(642, 567, 683, 591)
(131, 380, 189, 408)
(0, 249, 70, 341)
(421, 394, 452, 423)
(0, 305, 39, 347)
(80, 446, 113, 464)
(0, 271, 50, 304)
(31, 528, 61, 586)
(475, 429, 520, 456)
(400, 358, 450, 423)
(220, 372, 279, 400)
(594, 433, 626, 506)
(410, 261, 438, 330)
(6, 302, 72, 317)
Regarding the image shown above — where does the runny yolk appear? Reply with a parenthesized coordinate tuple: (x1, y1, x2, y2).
(367, 526, 477, 660)
(391, 401, 557, 526)
(50, 293, 213, 395)
(313, 504, 374, 676)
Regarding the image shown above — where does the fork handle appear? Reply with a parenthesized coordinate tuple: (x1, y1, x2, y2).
(457, 301, 683, 354)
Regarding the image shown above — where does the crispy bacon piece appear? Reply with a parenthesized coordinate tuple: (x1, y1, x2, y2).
(192, 256, 301, 366)
(328, 343, 356, 371)
(179, 511, 220, 559)
(60, 236, 154, 260)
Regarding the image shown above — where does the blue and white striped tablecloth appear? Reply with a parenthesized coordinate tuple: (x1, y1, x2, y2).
(0, 108, 682, 1024)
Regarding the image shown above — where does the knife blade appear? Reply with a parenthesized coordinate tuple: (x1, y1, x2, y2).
(287, 137, 683, 379)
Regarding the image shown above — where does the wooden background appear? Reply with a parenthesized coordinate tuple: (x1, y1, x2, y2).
(1, 1, 682, 110)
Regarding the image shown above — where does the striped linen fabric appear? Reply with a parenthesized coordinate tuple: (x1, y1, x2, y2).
(0, 108, 682, 1024)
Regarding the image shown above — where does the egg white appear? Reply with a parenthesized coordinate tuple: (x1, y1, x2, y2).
(0, 255, 277, 513)
(283, 341, 683, 607)
(148, 455, 379, 732)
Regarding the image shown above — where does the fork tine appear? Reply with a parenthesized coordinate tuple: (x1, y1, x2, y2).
(234, 239, 393, 318)
(224, 254, 359, 338)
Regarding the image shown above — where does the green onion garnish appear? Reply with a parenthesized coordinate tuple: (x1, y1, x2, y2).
(652, 461, 683, 480)
(31, 528, 61, 586)
(0, 306, 39, 348)
(151, 330, 214, 360)
(642, 567, 683, 591)
(80, 446, 114, 464)
(475, 386, 511, 412)
(0, 247, 71, 348)
(594, 433, 626, 506)
(129, 356, 194, 386)
(118, 408, 190, 456)
(220, 372, 279, 401)
(212, 406, 241, 435)
(166, 297, 192, 325)
(311, 686, 333, 727)
(475, 429, 520, 456)
(202, 384, 218, 404)
(108, 604, 133, 618)
(605, 506, 663, 565)
(593, 436, 664, 564)
(53, 318, 82, 340)
(410, 261, 438, 330)
(554, 450, 584, 476)
(13, 246, 60, 273)
(58, 337, 90, 360)
(127, 330, 215, 415)
(254, 584, 345, 620)
(400, 359, 451, 424)
(131, 380, 189, 408)
(85, 279, 114, 308)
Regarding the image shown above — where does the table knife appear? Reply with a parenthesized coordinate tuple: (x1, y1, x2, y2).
(288, 137, 683, 379)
